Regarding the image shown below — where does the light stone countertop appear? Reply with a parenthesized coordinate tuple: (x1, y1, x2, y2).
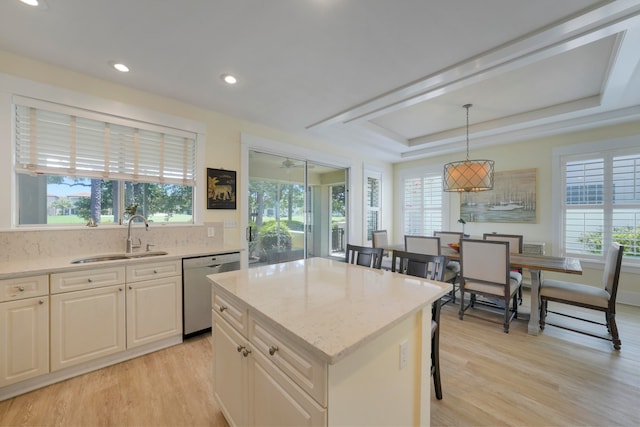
(0, 244, 243, 279)
(208, 257, 449, 365)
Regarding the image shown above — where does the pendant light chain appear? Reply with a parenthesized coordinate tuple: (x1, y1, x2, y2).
(464, 103, 472, 161)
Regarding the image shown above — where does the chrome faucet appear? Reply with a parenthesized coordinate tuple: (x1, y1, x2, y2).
(126, 214, 149, 253)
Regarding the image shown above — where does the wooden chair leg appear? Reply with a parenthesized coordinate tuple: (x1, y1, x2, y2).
(607, 312, 622, 350)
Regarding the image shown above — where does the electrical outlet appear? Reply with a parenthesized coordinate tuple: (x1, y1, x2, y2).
(399, 340, 408, 369)
(207, 227, 215, 237)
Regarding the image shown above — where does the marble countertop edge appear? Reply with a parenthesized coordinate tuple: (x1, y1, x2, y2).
(0, 244, 244, 279)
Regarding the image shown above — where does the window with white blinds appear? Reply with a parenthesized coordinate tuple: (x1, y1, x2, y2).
(14, 103, 196, 185)
(402, 172, 443, 237)
(366, 173, 381, 242)
(561, 147, 639, 261)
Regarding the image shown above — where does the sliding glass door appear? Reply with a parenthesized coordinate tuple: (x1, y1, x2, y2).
(248, 151, 347, 267)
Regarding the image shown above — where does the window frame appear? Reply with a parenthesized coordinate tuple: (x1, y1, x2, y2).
(552, 135, 640, 271)
(0, 74, 206, 229)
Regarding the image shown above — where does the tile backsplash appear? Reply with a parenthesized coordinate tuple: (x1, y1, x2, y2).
(0, 222, 224, 262)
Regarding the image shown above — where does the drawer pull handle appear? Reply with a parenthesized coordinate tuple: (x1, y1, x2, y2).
(39, 299, 45, 304)
(236, 345, 245, 352)
(88, 278, 93, 283)
(268, 346, 279, 356)
(18, 286, 25, 292)
(129, 286, 133, 290)
(219, 305, 227, 312)
(242, 348, 252, 358)
(153, 270, 158, 274)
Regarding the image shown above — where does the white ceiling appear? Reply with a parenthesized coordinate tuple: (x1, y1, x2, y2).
(1, 0, 640, 162)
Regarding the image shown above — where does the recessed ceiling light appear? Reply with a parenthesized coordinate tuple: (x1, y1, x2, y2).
(113, 63, 130, 73)
(221, 74, 237, 85)
(20, 0, 39, 6)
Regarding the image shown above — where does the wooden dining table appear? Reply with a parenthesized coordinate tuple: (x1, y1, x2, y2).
(441, 247, 582, 335)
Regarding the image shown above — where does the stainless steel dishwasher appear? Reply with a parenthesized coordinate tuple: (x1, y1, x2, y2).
(182, 252, 240, 337)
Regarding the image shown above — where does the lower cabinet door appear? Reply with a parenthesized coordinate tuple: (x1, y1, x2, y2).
(250, 350, 326, 427)
(0, 297, 49, 387)
(50, 285, 125, 371)
(213, 313, 248, 427)
(126, 276, 182, 349)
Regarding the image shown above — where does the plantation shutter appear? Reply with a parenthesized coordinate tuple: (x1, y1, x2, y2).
(403, 173, 443, 236)
(14, 97, 196, 186)
(563, 157, 605, 255)
(366, 175, 381, 241)
(562, 149, 640, 259)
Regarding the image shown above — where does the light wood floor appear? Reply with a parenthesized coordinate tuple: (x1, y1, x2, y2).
(1, 290, 639, 426)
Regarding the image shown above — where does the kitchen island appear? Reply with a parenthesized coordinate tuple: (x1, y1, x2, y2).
(208, 257, 449, 427)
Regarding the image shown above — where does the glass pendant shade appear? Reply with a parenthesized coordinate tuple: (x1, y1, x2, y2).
(443, 159, 494, 192)
(443, 103, 494, 192)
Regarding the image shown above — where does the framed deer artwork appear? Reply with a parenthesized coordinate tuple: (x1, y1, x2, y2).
(207, 168, 237, 209)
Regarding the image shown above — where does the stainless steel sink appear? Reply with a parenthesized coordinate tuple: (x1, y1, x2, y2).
(71, 251, 168, 264)
(125, 251, 169, 259)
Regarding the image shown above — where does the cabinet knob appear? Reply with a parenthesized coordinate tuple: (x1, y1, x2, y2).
(268, 346, 279, 356)
(18, 286, 25, 292)
(219, 305, 227, 312)
(38, 299, 45, 304)
(153, 270, 158, 274)
(129, 286, 133, 290)
(242, 348, 252, 357)
(87, 278, 93, 283)
(236, 345, 245, 353)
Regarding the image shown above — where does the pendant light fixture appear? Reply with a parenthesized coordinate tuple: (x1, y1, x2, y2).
(443, 104, 494, 192)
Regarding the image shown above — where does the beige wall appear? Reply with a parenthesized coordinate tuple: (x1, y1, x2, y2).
(395, 122, 640, 305)
(0, 49, 393, 248)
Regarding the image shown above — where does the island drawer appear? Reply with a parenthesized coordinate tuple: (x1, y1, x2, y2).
(249, 314, 327, 406)
(0, 275, 49, 302)
(51, 267, 125, 294)
(213, 289, 248, 335)
(126, 260, 181, 283)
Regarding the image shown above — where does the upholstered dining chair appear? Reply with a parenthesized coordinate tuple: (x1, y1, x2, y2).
(483, 233, 524, 304)
(345, 244, 384, 269)
(458, 239, 522, 333)
(391, 250, 446, 399)
(540, 242, 624, 349)
(405, 235, 458, 303)
(372, 230, 392, 270)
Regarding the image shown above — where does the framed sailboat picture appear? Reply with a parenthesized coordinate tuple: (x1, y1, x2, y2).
(460, 168, 537, 223)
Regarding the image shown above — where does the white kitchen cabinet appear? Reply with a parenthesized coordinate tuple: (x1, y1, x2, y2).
(125, 260, 182, 349)
(213, 312, 249, 427)
(50, 260, 182, 370)
(213, 287, 327, 427)
(126, 275, 182, 348)
(213, 311, 325, 427)
(50, 284, 126, 371)
(0, 275, 49, 387)
(250, 348, 325, 426)
(51, 266, 125, 293)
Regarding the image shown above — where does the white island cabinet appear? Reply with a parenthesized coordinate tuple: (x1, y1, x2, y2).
(209, 258, 449, 427)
